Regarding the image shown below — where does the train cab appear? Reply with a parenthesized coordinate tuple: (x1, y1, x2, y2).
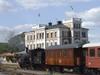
(83, 43, 100, 69)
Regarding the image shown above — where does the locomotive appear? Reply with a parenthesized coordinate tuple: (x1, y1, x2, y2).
(19, 42, 100, 74)
(19, 47, 45, 70)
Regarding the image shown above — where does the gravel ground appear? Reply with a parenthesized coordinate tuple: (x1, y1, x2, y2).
(0, 67, 84, 75)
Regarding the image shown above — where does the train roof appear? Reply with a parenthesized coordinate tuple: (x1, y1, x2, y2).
(83, 42, 100, 48)
(45, 43, 85, 50)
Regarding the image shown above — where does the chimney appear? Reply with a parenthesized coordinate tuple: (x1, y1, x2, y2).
(26, 47, 28, 53)
(48, 22, 52, 26)
(57, 21, 62, 25)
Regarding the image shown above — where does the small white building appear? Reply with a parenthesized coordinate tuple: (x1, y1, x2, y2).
(25, 18, 89, 49)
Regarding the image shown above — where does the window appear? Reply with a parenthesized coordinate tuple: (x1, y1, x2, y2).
(83, 50, 85, 57)
(55, 32, 57, 37)
(59, 50, 62, 57)
(34, 44, 35, 49)
(64, 42, 68, 44)
(76, 24, 78, 28)
(30, 35, 32, 40)
(40, 33, 41, 39)
(51, 42, 53, 46)
(75, 31, 79, 37)
(37, 33, 38, 39)
(64, 50, 66, 57)
(55, 42, 57, 45)
(74, 24, 75, 28)
(47, 43, 49, 47)
(34, 35, 35, 40)
(51, 33, 53, 38)
(79, 24, 80, 28)
(86, 50, 88, 57)
(51, 51, 53, 57)
(64, 31, 67, 37)
(30, 44, 32, 49)
(38, 44, 41, 48)
(27, 36, 29, 40)
(47, 33, 49, 38)
(90, 49, 95, 57)
(69, 50, 71, 57)
(98, 48, 100, 57)
(37, 44, 38, 48)
(42, 43, 44, 48)
(47, 51, 49, 58)
(42, 33, 44, 39)
(82, 32, 86, 37)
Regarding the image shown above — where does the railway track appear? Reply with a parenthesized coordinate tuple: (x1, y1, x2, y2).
(0, 67, 84, 75)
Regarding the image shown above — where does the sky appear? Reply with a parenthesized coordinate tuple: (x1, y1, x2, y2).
(0, 0, 100, 43)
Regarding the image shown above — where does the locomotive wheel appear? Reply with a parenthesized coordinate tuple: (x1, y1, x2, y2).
(97, 72, 100, 74)
(60, 67, 64, 73)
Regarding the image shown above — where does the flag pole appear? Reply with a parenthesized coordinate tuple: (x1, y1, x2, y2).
(38, 13, 40, 25)
(70, 6, 73, 18)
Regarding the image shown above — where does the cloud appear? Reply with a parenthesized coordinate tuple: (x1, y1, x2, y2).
(15, 0, 94, 10)
(88, 34, 100, 43)
(0, 0, 17, 14)
(0, 26, 15, 42)
(14, 24, 33, 30)
(0, 24, 33, 42)
(65, 7, 100, 29)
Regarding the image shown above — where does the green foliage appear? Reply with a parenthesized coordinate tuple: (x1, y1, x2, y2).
(13, 54, 17, 58)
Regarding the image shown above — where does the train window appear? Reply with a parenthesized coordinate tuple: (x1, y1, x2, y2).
(47, 51, 49, 58)
(51, 51, 53, 58)
(90, 49, 95, 57)
(59, 50, 62, 57)
(98, 48, 100, 57)
(83, 50, 85, 57)
(86, 50, 88, 57)
(64, 50, 66, 57)
(69, 50, 71, 57)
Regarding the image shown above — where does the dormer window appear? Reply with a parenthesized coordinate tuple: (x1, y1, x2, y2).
(74, 24, 81, 28)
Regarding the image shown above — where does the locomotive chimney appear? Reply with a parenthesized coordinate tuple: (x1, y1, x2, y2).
(25, 47, 28, 53)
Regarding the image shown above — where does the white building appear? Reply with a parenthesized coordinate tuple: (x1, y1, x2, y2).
(25, 18, 89, 49)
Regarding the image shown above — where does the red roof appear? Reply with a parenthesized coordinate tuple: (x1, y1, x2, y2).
(0, 52, 14, 56)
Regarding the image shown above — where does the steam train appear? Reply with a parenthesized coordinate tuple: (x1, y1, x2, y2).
(19, 42, 100, 74)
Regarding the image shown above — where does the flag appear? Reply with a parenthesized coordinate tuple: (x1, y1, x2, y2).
(38, 13, 40, 17)
(70, 6, 73, 10)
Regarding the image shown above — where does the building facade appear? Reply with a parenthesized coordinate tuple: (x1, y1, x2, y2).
(25, 18, 89, 49)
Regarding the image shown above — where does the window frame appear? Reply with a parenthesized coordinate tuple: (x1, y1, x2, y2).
(55, 32, 57, 37)
(51, 33, 53, 38)
(51, 51, 53, 58)
(27, 36, 29, 40)
(30, 35, 32, 40)
(64, 50, 67, 57)
(59, 50, 62, 58)
(30, 44, 32, 49)
(69, 50, 72, 58)
(90, 49, 95, 57)
(98, 48, 100, 57)
(47, 51, 49, 58)
(34, 35, 35, 40)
